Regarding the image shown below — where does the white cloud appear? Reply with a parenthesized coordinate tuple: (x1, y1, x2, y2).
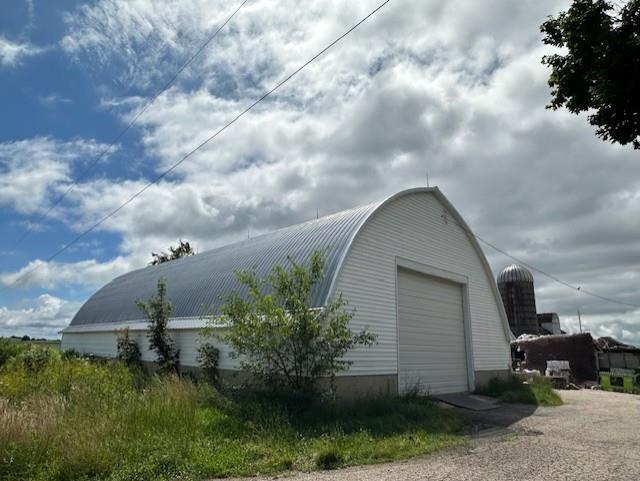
(562, 312, 640, 347)
(6, 0, 640, 341)
(0, 256, 136, 290)
(0, 35, 43, 67)
(0, 294, 82, 337)
(38, 94, 72, 106)
(0, 137, 114, 215)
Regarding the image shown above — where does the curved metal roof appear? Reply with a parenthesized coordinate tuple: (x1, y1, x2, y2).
(69, 201, 380, 326)
(67, 187, 513, 344)
(497, 264, 534, 284)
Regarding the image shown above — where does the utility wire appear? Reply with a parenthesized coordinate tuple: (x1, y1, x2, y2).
(473, 232, 640, 310)
(445, 215, 640, 309)
(9, 0, 251, 250)
(10, 0, 393, 286)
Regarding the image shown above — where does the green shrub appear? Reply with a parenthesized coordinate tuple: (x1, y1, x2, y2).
(0, 338, 25, 367)
(137, 277, 180, 374)
(477, 374, 563, 406)
(61, 348, 82, 361)
(19, 346, 52, 373)
(116, 329, 142, 368)
(197, 343, 220, 385)
(212, 250, 376, 396)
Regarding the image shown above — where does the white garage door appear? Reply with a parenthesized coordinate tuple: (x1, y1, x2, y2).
(397, 268, 469, 395)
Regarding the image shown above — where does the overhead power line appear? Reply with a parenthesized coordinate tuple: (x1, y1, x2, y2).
(9, 0, 251, 250)
(473, 232, 640, 310)
(10, 0, 393, 287)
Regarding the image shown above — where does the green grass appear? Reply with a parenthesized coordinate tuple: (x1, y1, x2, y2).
(476, 374, 563, 407)
(0, 345, 464, 480)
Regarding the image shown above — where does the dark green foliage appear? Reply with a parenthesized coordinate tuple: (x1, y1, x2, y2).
(213, 250, 377, 395)
(476, 374, 563, 406)
(116, 329, 143, 368)
(61, 348, 82, 361)
(0, 337, 26, 367)
(137, 278, 180, 374)
(19, 346, 52, 373)
(197, 343, 220, 384)
(541, 0, 640, 148)
(150, 239, 195, 265)
(315, 448, 341, 469)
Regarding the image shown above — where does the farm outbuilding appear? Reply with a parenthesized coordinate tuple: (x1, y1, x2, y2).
(62, 188, 512, 397)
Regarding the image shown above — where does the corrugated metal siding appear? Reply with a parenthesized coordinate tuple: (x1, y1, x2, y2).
(334, 192, 510, 374)
(69, 203, 378, 326)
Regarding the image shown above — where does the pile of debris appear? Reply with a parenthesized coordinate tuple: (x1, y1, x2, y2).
(511, 332, 598, 388)
(511, 332, 640, 392)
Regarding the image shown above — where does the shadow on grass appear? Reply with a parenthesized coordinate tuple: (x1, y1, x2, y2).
(475, 375, 562, 407)
(219, 388, 464, 439)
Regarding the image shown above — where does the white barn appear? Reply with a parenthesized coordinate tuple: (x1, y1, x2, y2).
(62, 188, 511, 397)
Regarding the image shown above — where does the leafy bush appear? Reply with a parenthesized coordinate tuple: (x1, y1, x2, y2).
(61, 348, 82, 361)
(137, 277, 180, 373)
(197, 342, 220, 385)
(211, 250, 376, 395)
(19, 346, 52, 373)
(0, 338, 25, 367)
(116, 328, 142, 368)
(476, 374, 563, 406)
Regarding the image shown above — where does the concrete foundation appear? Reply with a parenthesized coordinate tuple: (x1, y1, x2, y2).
(322, 374, 398, 401)
(216, 369, 398, 401)
(148, 361, 508, 398)
(474, 369, 511, 391)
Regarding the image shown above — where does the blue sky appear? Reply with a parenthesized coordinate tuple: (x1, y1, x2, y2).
(1, 0, 148, 333)
(1, 0, 640, 344)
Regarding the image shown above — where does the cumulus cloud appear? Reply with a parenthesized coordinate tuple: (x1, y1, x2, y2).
(0, 137, 114, 215)
(562, 312, 640, 347)
(0, 295, 82, 337)
(4, 0, 640, 340)
(0, 256, 136, 290)
(0, 35, 43, 67)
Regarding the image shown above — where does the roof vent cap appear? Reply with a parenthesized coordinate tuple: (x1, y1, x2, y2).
(497, 264, 534, 284)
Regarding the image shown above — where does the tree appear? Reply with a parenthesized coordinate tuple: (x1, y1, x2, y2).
(541, 0, 640, 149)
(150, 240, 195, 265)
(136, 277, 180, 373)
(116, 328, 142, 368)
(208, 250, 376, 395)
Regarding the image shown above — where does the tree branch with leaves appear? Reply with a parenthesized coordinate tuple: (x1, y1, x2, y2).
(207, 250, 376, 395)
(150, 240, 195, 265)
(541, 0, 640, 149)
(137, 277, 180, 374)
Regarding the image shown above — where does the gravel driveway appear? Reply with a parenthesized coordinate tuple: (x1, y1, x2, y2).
(229, 390, 640, 481)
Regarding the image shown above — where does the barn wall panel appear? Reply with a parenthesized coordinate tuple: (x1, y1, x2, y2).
(334, 192, 510, 375)
(61, 329, 241, 369)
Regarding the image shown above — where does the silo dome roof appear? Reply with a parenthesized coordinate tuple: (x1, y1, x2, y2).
(497, 264, 534, 283)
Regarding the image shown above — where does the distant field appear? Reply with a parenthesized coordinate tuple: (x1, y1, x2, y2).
(4, 337, 61, 350)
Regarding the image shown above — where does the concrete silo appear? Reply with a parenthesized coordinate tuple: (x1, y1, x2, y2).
(497, 264, 541, 337)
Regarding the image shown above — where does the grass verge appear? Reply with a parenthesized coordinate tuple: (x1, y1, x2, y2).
(0, 344, 464, 480)
(476, 374, 563, 406)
